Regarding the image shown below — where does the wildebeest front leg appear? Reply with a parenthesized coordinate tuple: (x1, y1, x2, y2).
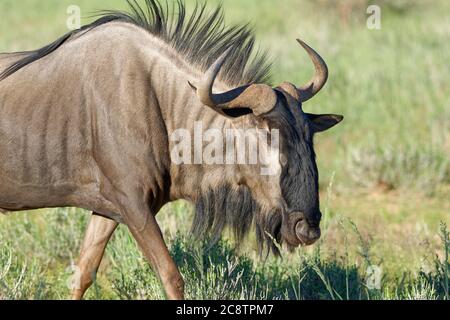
(71, 213, 118, 300)
(125, 214, 185, 300)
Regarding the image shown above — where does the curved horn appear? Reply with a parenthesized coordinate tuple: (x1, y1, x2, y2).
(191, 48, 277, 117)
(195, 48, 242, 108)
(296, 39, 328, 102)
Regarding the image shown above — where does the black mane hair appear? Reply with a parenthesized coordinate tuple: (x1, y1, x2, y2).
(0, 0, 272, 86)
(193, 184, 283, 256)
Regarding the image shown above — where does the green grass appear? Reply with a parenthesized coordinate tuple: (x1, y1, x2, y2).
(0, 0, 449, 300)
(1, 208, 448, 300)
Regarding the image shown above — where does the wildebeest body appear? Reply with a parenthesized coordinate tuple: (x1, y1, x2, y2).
(0, 25, 191, 221)
(0, 1, 343, 300)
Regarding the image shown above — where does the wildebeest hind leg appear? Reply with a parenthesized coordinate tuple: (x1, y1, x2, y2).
(71, 213, 118, 300)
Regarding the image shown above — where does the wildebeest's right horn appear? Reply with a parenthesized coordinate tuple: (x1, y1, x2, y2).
(295, 39, 329, 102)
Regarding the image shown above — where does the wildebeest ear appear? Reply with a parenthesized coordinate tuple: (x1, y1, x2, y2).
(307, 113, 344, 132)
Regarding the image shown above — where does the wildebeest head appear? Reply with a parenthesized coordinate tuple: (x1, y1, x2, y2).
(189, 40, 343, 253)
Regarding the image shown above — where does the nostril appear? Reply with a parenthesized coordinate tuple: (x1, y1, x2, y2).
(294, 220, 307, 238)
(294, 218, 321, 245)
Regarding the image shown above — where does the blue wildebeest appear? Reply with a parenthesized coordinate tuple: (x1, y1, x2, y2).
(0, 0, 342, 299)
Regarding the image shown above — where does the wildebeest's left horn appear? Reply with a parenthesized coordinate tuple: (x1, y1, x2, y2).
(191, 48, 249, 109)
(191, 48, 277, 116)
(295, 39, 328, 102)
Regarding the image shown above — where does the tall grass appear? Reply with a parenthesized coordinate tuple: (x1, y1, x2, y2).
(1, 209, 448, 300)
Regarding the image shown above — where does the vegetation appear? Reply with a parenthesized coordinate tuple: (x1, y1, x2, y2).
(0, 0, 449, 299)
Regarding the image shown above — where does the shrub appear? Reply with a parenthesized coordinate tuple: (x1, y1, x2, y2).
(346, 144, 449, 193)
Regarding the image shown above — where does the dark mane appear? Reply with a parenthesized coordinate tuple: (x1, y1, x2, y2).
(0, 0, 272, 86)
(193, 184, 282, 256)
